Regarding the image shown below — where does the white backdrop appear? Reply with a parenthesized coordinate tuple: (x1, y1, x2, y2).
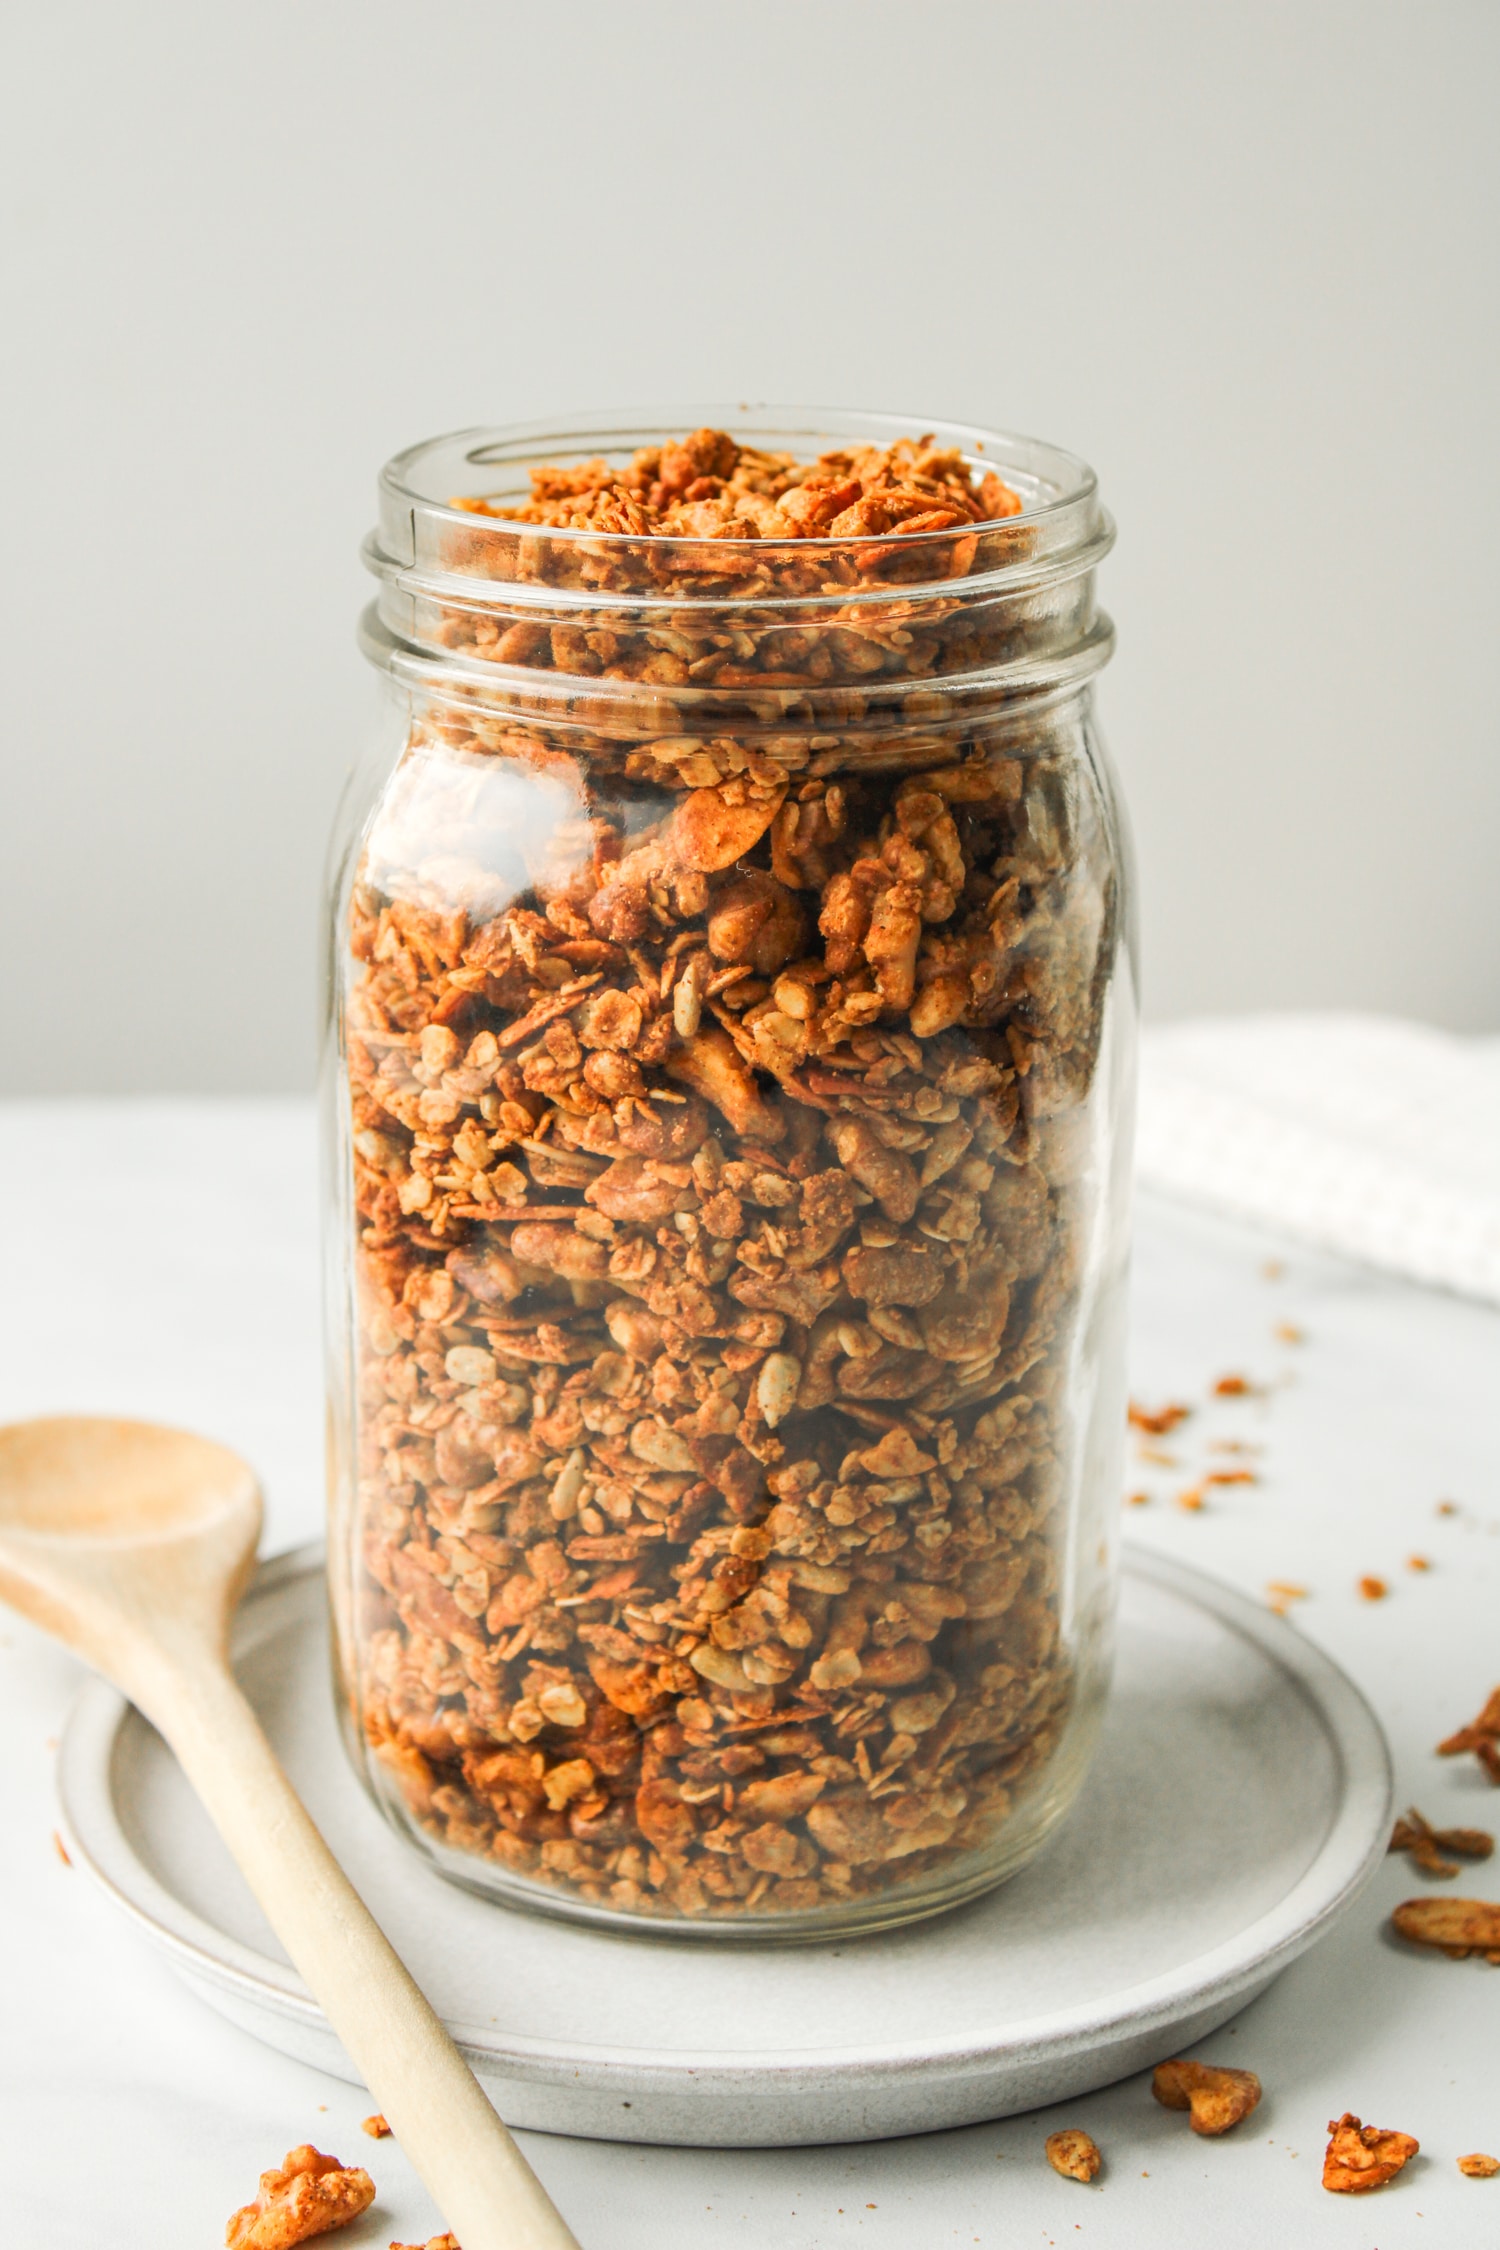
(2, 0, 1495, 1093)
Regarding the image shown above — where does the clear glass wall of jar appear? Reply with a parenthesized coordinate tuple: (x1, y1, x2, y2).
(323, 410, 1134, 1939)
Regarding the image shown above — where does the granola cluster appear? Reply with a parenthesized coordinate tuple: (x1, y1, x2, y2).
(225, 2147, 375, 2250)
(442, 426, 1025, 611)
(336, 426, 1124, 1927)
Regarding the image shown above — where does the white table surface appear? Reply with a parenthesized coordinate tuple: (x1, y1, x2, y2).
(2, 1097, 1497, 2250)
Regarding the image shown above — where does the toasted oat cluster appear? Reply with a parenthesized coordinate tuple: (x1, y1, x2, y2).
(1391, 1894, 1500, 1962)
(1151, 2058, 1262, 2136)
(1388, 1806, 1493, 1879)
(1045, 2128, 1102, 2181)
(225, 2146, 375, 2249)
(469, 427, 1021, 544)
(340, 428, 1120, 1924)
(1321, 2113, 1419, 2194)
(436, 425, 1032, 613)
(1437, 1684, 1500, 1785)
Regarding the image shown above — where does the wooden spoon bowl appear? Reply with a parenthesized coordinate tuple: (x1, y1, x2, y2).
(0, 1414, 580, 2250)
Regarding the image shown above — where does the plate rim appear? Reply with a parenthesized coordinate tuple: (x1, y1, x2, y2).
(57, 1541, 1392, 2093)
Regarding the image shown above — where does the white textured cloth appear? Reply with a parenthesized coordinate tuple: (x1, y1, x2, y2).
(1137, 1013, 1500, 1307)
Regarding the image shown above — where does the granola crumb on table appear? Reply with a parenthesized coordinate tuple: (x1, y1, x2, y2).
(224, 2146, 375, 2249)
(1387, 1807, 1493, 1879)
(1045, 2127, 1102, 2181)
(1151, 2058, 1262, 2136)
(338, 422, 1124, 1925)
(1458, 2152, 1500, 2178)
(362, 2113, 392, 2138)
(1320, 2112, 1419, 2194)
(1390, 1894, 1500, 1962)
(1437, 1684, 1500, 1786)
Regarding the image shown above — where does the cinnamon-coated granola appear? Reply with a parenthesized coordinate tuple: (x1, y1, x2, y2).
(1388, 1807, 1493, 1879)
(1044, 2128, 1102, 2181)
(1437, 1685, 1500, 1786)
(225, 2147, 375, 2250)
(1150, 2058, 1262, 2136)
(339, 425, 1122, 1923)
(1391, 1895, 1500, 1962)
(1321, 2113, 1419, 2194)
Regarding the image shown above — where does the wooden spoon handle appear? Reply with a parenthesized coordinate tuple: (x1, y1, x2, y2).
(156, 1653, 581, 2250)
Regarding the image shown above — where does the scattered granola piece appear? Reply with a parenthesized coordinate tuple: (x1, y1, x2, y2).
(1045, 2128, 1102, 2182)
(1204, 1468, 1256, 1487)
(1151, 2059, 1262, 2135)
(1388, 1808, 1492, 1878)
(225, 2146, 376, 2249)
(1458, 2153, 1500, 2177)
(1436, 1499, 1459, 1516)
(1176, 1487, 1205, 1513)
(1266, 1580, 1307, 1617)
(390, 2237, 461, 2249)
(1406, 1554, 1431, 1571)
(1357, 1576, 1387, 1601)
(1391, 1895, 1500, 1961)
(1437, 1687, 1500, 1785)
(51, 1829, 71, 1867)
(361, 2115, 391, 2139)
(1125, 1490, 1150, 1507)
(1128, 1401, 1191, 1437)
(1273, 1323, 1304, 1345)
(1211, 1374, 1254, 1397)
(1321, 2112, 1419, 2193)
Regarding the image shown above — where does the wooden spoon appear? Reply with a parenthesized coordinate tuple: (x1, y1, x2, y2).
(0, 1414, 581, 2250)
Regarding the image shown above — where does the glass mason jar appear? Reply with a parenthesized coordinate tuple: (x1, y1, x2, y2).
(323, 408, 1134, 1940)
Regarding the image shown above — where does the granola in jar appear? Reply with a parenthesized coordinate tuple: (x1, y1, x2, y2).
(326, 411, 1133, 1936)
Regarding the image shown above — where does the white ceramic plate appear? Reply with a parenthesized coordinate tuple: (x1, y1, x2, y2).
(57, 1544, 1390, 2148)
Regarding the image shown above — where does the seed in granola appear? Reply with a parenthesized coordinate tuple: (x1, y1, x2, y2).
(1321, 2112, 1419, 2193)
(1044, 2128, 1102, 2182)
